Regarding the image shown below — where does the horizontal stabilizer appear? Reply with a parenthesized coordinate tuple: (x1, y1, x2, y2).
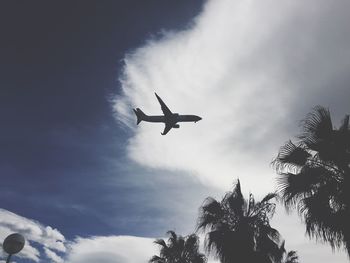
(133, 108, 146, 125)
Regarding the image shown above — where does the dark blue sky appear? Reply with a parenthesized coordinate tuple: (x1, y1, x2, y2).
(0, 1, 205, 240)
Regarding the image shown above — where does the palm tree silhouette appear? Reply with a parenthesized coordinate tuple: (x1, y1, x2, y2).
(197, 180, 284, 263)
(149, 231, 207, 263)
(273, 106, 350, 254)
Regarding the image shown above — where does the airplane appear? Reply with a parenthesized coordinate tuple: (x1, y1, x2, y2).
(133, 93, 202, 135)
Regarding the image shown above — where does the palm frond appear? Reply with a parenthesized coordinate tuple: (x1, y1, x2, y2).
(246, 193, 255, 216)
(266, 227, 282, 244)
(275, 106, 350, 254)
(185, 234, 199, 250)
(336, 114, 350, 166)
(300, 193, 344, 249)
(154, 238, 167, 248)
(166, 230, 177, 243)
(260, 193, 277, 204)
(298, 106, 333, 150)
(197, 197, 223, 231)
(277, 165, 335, 209)
(273, 141, 311, 173)
(205, 228, 245, 263)
(225, 180, 245, 218)
(254, 225, 283, 263)
(253, 194, 276, 220)
(151, 231, 207, 263)
(149, 255, 165, 263)
(339, 114, 349, 132)
(199, 181, 282, 263)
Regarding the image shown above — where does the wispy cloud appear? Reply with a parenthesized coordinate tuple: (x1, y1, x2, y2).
(114, 0, 350, 194)
(114, 0, 298, 193)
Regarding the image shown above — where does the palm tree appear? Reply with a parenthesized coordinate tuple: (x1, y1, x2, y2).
(197, 180, 284, 263)
(273, 106, 350, 254)
(149, 231, 207, 263)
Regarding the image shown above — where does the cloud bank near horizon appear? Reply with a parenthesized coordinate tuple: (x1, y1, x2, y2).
(66, 235, 157, 263)
(0, 209, 65, 262)
(0, 209, 161, 263)
(0, 208, 216, 263)
(1, 208, 348, 263)
(114, 0, 350, 194)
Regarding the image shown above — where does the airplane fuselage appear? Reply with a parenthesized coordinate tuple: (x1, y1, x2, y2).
(142, 114, 201, 124)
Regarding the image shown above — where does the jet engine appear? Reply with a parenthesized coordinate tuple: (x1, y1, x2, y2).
(173, 124, 180, 128)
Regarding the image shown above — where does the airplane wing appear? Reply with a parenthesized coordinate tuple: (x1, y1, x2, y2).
(155, 93, 172, 117)
(161, 124, 172, 135)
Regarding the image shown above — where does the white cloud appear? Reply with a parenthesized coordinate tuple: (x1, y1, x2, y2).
(114, 0, 299, 194)
(0, 209, 65, 262)
(0, 209, 185, 263)
(65, 234, 221, 263)
(115, 0, 350, 194)
(114, 0, 350, 262)
(66, 235, 157, 263)
(44, 248, 64, 263)
(0, 208, 344, 263)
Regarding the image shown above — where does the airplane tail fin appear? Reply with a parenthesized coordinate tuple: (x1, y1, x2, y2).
(133, 108, 146, 125)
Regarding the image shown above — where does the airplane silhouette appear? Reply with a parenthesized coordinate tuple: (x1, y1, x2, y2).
(133, 93, 202, 135)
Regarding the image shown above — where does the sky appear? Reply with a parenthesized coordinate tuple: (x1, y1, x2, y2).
(0, 0, 350, 262)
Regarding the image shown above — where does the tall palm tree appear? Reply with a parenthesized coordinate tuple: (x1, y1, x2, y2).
(197, 180, 283, 263)
(273, 106, 350, 254)
(149, 231, 207, 263)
